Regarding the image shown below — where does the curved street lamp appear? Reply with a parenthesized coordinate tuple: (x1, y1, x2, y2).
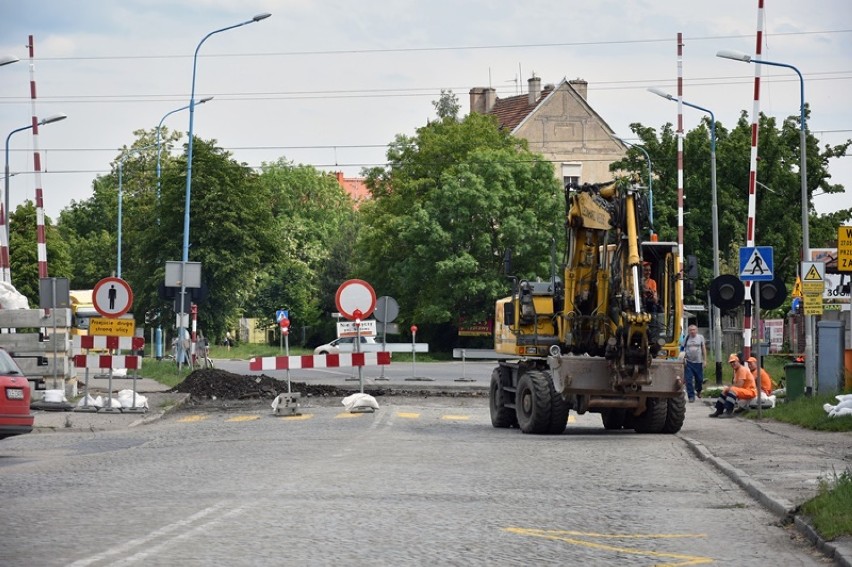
(4, 113, 67, 243)
(177, 12, 271, 370)
(649, 87, 722, 383)
(0, 55, 20, 67)
(717, 49, 814, 394)
(156, 96, 213, 203)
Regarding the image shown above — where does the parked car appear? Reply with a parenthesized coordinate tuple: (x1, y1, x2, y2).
(313, 336, 377, 355)
(0, 349, 34, 440)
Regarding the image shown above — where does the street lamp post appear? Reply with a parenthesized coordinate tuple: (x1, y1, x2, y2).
(117, 144, 157, 278)
(156, 97, 213, 203)
(717, 49, 813, 394)
(649, 87, 722, 384)
(4, 114, 67, 243)
(177, 12, 270, 370)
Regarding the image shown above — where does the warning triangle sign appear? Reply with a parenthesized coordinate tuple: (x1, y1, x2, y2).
(804, 265, 822, 281)
(792, 277, 803, 298)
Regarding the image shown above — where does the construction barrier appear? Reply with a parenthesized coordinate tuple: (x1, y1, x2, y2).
(249, 352, 391, 371)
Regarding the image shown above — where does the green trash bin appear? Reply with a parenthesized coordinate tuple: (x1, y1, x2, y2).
(784, 363, 805, 401)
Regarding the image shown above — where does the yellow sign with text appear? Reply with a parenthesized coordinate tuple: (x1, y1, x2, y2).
(90, 317, 136, 337)
(839, 226, 852, 273)
(803, 293, 823, 316)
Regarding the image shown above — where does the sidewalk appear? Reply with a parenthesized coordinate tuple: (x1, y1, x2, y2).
(679, 398, 852, 566)
(29, 381, 851, 564)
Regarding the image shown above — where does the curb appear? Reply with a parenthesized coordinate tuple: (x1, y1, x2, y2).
(128, 393, 191, 428)
(680, 434, 851, 566)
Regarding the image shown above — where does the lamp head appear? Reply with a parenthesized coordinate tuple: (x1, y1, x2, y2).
(0, 55, 20, 67)
(648, 87, 674, 101)
(197, 96, 214, 105)
(252, 13, 271, 22)
(40, 113, 67, 126)
(717, 49, 751, 63)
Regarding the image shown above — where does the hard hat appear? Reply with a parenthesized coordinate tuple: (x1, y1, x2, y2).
(728, 353, 740, 363)
(747, 356, 757, 363)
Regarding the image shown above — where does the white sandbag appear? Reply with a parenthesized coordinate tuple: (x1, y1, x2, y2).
(112, 368, 128, 377)
(76, 394, 102, 408)
(0, 281, 30, 309)
(829, 407, 852, 417)
(342, 392, 379, 411)
(747, 394, 776, 409)
(43, 389, 67, 403)
(117, 389, 147, 408)
(104, 396, 122, 409)
(835, 394, 852, 403)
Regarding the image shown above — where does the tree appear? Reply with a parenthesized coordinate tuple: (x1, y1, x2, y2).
(432, 89, 460, 121)
(357, 112, 562, 345)
(246, 159, 358, 343)
(611, 109, 850, 306)
(9, 201, 72, 305)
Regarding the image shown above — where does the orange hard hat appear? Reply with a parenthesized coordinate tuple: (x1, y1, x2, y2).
(728, 353, 740, 363)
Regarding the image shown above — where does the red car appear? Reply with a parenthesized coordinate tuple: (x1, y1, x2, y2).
(0, 349, 33, 439)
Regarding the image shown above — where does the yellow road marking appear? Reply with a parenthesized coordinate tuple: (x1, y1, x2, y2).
(505, 528, 712, 566)
(278, 414, 313, 421)
(335, 412, 365, 419)
(441, 415, 470, 421)
(396, 412, 420, 419)
(567, 414, 576, 423)
(177, 415, 209, 423)
(226, 415, 260, 422)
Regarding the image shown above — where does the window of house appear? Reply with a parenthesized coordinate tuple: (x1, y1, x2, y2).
(562, 163, 582, 187)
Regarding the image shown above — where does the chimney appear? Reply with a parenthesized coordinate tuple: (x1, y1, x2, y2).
(335, 171, 345, 187)
(469, 87, 486, 114)
(528, 75, 541, 106)
(484, 87, 496, 113)
(569, 78, 588, 100)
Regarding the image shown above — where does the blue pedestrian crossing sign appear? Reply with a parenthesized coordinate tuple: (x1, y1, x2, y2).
(275, 309, 289, 323)
(739, 246, 773, 281)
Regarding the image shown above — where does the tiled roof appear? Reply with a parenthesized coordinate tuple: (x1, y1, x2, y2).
(489, 93, 546, 131)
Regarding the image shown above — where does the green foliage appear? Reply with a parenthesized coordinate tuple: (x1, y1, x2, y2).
(802, 468, 852, 540)
(433, 89, 461, 121)
(9, 201, 72, 305)
(357, 112, 562, 337)
(611, 109, 851, 307)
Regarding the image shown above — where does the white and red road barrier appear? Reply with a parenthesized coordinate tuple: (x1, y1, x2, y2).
(249, 352, 391, 372)
(74, 354, 140, 370)
(73, 335, 145, 352)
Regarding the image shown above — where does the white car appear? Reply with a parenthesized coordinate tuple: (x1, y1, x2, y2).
(313, 336, 377, 355)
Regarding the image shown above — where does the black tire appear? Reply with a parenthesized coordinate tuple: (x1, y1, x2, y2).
(633, 397, 668, 433)
(662, 396, 686, 433)
(601, 408, 627, 430)
(516, 370, 566, 435)
(489, 368, 517, 428)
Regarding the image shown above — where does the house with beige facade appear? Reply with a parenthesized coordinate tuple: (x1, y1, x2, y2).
(469, 76, 627, 186)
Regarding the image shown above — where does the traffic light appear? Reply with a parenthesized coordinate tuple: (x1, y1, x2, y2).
(750, 275, 787, 310)
(709, 275, 745, 311)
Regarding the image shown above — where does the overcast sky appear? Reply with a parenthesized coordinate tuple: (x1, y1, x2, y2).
(1, 0, 850, 222)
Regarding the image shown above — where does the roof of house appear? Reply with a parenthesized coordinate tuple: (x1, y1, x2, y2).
(489, 92, 548, 131)
(334, 171, 370, 206)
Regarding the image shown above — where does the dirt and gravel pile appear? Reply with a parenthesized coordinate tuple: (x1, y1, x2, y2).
(169, 369, 485, 401)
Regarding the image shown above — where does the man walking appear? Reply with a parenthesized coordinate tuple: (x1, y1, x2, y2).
(682, 324, 707, 402)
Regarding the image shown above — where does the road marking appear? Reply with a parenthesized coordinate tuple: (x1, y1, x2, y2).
(396, 412, 420, 419)
(441, 414, 470, 421)
(505, 527, 711, 566)
(335, 412, 365, 419)
(177, 415, 209, 423)
(278, 414, 313, 421)
(226, 415, 260, 422)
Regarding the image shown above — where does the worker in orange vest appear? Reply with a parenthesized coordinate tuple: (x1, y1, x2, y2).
(709, 353, 757, 418)
(746, 356, 773, 397)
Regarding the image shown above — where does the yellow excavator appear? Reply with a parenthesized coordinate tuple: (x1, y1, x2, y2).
(491, 179, 685, 434)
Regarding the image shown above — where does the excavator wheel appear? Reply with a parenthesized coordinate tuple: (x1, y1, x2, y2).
(632, 397, 668, 433)
(662, 396, 686, 433)
(515, 370, 568, 435)
(489, 367, 518, 428)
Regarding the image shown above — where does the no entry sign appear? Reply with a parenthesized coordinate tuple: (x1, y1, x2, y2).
(335, 279, 376, 320)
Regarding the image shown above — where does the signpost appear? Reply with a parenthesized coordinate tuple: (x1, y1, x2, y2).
(739, 246, 774, 417)
(335, 279, 376, 400)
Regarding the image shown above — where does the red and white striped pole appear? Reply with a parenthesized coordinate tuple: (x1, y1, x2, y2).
(27, 35, 48, 279)
(191, 303, 198, 367)
(0, 205, 9, 283)
(676, 33, 685, 338)
(741, 1, 765, 361)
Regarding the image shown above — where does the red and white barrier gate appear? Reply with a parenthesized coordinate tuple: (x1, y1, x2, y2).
(74, 354, 141, 370)
(249, 352, 391, 372)
(73, 335, 145, 352)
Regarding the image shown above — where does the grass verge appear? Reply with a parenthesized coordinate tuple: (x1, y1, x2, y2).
(801, 468, 852, 540)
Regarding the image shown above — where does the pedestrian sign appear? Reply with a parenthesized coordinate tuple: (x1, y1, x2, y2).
(275, 309, 289, 323)
(739, 246, 773, 282)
